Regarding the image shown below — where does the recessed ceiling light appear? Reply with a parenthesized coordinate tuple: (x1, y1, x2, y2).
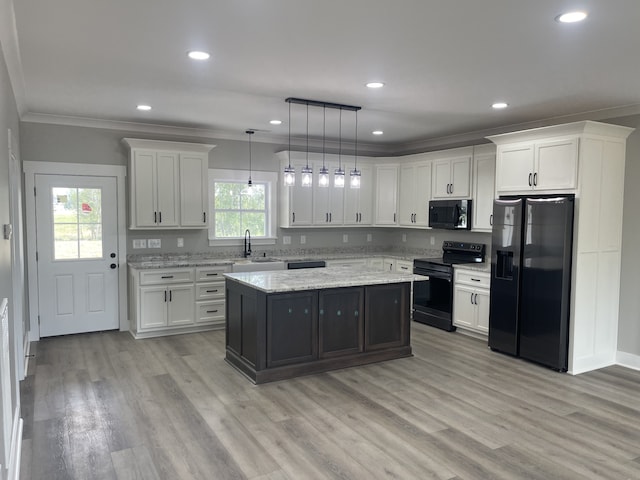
(556, 11, 588, 23)
(187, 50, 211, 60)
(136, 104, 152, 111)
(372, 130, 384, 135)
(366, 82, 385, 89)
(270, 120, 282, 125)
(492, 102, 508, 109)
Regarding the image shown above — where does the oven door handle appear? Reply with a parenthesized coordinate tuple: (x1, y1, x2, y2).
(413, 271, 452, 282)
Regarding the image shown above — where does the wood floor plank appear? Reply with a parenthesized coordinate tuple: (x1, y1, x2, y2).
(21, 323, 640, 480)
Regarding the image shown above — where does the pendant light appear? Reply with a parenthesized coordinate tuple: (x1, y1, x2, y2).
(301, 103, 313, 187)
(318, 106, 329, 187)
(334, 108, 345, 188)
(350, 110, 361, 189)
(283, 101, 295, 186)
(246, 130, 254, 187)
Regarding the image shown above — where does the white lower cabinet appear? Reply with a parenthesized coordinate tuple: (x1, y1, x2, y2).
(326, 259, 368, 268)
(129, 264, 231, 338)
(453, 268, 490, 335)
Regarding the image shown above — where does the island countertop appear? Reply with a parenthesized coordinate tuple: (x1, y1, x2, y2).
(224, 266, 422, 293)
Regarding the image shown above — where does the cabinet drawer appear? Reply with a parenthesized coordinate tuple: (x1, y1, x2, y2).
(395, 261, 413, 273)
(139, 268, 194, 285)
(196, 265, 231, 281)
(196, 282, 225, 300)
(455, 270, 490, 288)
(197, 300, 225, 324)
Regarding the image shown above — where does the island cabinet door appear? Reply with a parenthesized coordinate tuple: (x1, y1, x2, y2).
(319, 287, 364, 359)
(364, 283, 410, 351)
(266, 292, 318, 368)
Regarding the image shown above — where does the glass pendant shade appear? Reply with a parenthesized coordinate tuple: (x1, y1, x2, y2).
(301, 165, 313, 187)
(334, 167, 345, 188)
(318, 166, 330, 187)
(283, 165, 295, 186)
(349, 169, 361, 189)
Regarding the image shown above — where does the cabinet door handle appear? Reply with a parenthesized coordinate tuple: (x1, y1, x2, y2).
(164, 290, 167, 302)
(169, 290, 172, 302)
(206, 273, 218, 277)
(474, 293, 478, 305)
(355, 212, 359, 222)
(490, 214, 493, 226)
(206, 289, 218, 293)
(292, 212, 295, 223)
(203, 212, 206, 223)
(329, 212, 332, 222)
(159, 211, 162, 223)
(471, 278, 480, 282)
(450, 184, 453, 194)
(470, 292, 474, 304)
(533, 172, 538, 186)
(161, 275, 174, 279)
(528, 173, 532, 187)
(154, 211, 157, 223)
(359, 213, 362, 222)
(393, 213, 396, 223)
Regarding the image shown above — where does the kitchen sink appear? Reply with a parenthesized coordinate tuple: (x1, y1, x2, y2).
(232, 259, 286, 273)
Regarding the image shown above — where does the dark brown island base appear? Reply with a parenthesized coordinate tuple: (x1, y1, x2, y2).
(224, 267, 416, 384)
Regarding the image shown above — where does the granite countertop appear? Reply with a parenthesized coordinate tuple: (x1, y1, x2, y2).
(224, 266, 421, 293)
(127, 251, 429, 269)
(453, 262, 491, 273)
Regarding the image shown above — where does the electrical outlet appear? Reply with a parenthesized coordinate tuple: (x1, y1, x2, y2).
(148, 239, 161, 248)
(283, 235, 291, 245)
(177, 237, 184, 248)
(133, 239, 147, 249)
(343, 234, 349, 243)
(430, 235, 435, 246)
(300, 235, 306, 245)
(402, 234, 407, 242)
(367, 233, 372, 242)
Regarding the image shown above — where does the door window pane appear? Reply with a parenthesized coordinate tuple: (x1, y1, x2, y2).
(52, 187, 103, 260)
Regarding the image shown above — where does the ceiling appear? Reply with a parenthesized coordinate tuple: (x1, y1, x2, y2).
(7, 0, 640, 151)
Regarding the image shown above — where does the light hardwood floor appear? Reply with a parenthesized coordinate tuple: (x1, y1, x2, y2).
(20, 322, 640, 480)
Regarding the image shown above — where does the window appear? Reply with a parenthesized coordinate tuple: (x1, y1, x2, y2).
(208, 169, 277, 246)
(51, 187, 103, 260)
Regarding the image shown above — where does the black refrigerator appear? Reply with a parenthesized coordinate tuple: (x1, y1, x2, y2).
(489, 196, 574, 371)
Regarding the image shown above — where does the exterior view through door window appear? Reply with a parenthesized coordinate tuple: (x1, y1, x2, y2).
(52, 187, 103, 259)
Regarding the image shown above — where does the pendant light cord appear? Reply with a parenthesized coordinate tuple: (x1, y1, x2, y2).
(288, 101, 292, 168)
(322, 106, 326, 168)
(306, 103, 309, 168)
(354, 110, 358, 171)
(338, 108, 342, 170)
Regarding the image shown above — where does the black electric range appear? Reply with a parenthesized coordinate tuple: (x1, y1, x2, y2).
(413, 241, 486, 331)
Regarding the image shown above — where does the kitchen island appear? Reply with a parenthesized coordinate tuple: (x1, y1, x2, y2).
(224, 267, 416, 384)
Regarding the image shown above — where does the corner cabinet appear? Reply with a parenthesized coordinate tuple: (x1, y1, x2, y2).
(487, 121, 635, 374)
(124, 138, 214, 229)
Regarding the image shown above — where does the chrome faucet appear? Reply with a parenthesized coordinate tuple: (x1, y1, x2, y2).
(243, 229, 252, 257)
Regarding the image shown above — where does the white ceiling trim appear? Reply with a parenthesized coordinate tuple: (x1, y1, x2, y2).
(0, 0, 27, 116)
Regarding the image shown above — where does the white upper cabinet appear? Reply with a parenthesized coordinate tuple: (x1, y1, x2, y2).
(124, 139, 214, 230)
(278, 153, 314, 227)
(495, 137, 578, 194)
(374, 163, 399, 225)
(471, 145, 496, 232)
(344, 163, 373, 225)
(398, 156, 431, 227)
(313, 160, 344, 225)
(179, 153, 209, 227)
(431, 153, 471, 199)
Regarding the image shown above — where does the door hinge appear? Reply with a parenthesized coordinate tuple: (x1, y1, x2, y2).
(38, 315, 40, 325)
(34, 186, 36, 196)
(36, 251, 38, 261)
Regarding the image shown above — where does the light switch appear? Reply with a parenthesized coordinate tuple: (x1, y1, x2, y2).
(283, 235, 291, 245)
(133, 239, 147, 249)
(177, 237, 184, 248)
(367, 233, 372, 242)
(300, 235, 306, 245)
(343, 234, 348, 243)
(402, 234, 407, 242)
(430, 235, 435, 245)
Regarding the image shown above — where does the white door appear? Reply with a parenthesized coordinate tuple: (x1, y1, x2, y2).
(35, 174, 119, 337)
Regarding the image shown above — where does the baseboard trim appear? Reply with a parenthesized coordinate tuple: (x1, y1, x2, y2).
(616, 351, 640, 371)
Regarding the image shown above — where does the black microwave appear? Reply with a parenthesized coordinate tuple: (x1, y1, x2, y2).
(428, 199, 472, 230)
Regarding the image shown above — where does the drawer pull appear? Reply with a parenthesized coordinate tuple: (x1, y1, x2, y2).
(471, 278, 481, 282)
(206, 289, 219, 293)
(206, 273, 219, 276)
(206, 309, 219, 313)
(161, 275, 174, 279)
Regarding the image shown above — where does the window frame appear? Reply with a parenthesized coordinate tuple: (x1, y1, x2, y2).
(208, 169, 278, 246)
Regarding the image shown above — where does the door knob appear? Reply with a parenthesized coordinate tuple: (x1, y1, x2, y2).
(110, 253, 116, 258)
(110, 263, 117, 269)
